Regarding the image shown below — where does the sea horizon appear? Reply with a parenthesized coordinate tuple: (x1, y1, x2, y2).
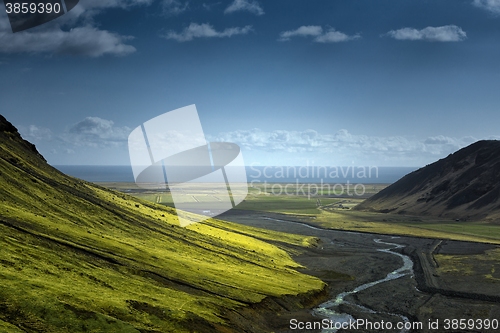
(53, 165, 419, 184)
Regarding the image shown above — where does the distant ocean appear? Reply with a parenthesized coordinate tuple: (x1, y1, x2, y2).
(54, 165, 418, 184)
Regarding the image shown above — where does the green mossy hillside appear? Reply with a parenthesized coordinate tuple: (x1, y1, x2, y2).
(0, 115, 325, 333)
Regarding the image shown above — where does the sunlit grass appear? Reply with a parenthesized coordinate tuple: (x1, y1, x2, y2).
(436, 249, 500, 285)
(0, 135, 325, 332)
(314, 209, 500, 244)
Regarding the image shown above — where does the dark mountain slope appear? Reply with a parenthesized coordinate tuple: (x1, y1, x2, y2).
(0, 115, 324, 333)
(355, 140, 500, 221)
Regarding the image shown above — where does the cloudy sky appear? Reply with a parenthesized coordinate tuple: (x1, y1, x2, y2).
(1, 0, 500, 166)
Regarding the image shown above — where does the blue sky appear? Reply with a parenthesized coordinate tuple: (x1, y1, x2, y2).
(1, 0, 500, 166)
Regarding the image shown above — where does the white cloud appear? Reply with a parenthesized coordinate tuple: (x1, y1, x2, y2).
(315, 30, 361, 43)
(472, 0, 500, 14)
(160, 0, 189, 15)
(19, 125, 53, 142)
(424, 135, 456, 145)
(386, 25, 467, 42)
(209, 129, 481, 165)
(422, 135, 478, 156)
(18, 118, 132, 165)
(65, 117, 131, 147)
(162, 23, 252, 42)
(210, 128, 390, 153)
(0, 0, 151, 56)
(279, 26, 360, 43)
(0, 26, 135, 57)
(19, 119, 494, 167)
(203, 2, 221, 11)
(278, 25, 323, 41)
(224, 0, 264, 15)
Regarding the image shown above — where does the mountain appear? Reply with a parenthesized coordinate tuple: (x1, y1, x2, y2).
(355, 140, 500, 221)
(0, 115, 324, 333)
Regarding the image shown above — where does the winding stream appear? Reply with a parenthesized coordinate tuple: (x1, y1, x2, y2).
(313, 238, 413, 333)
(261, 217, 362, 234)
(261, 217, 415, 333)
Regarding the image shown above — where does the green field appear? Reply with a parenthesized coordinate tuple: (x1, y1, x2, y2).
(128, 182, 386, 216)
(128, 182, 500, 244)
(434, 248, 500, 295)
(313, 209, 500, 244)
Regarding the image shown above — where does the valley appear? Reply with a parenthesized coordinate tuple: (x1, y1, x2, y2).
(127, 182, 500, 332)
(2, 113, 500, 332)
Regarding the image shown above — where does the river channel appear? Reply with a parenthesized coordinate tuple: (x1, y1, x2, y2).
(218, 210, 500, 333)
(219, 214, 422, 333)
(313, 238, 414, 333)
(261, 217, 415, 332)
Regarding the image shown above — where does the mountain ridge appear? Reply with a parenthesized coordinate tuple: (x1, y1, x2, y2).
(355, 140, 500, 221)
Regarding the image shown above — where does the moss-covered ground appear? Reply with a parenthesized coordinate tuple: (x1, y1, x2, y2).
(0, 124, 325, 332)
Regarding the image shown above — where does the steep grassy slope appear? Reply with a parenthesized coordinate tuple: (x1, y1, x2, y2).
(356, 140, 500, 221)
(0, 115, 325, 333)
